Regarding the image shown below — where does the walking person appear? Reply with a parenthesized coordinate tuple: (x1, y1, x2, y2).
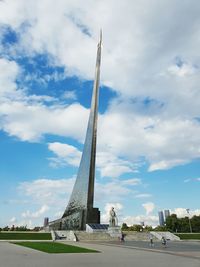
(149, 234, 154, 247)
(161, 236, 167, 248)
(121, 233, 125, 242)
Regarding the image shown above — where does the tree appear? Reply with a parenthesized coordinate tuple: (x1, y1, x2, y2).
(166, 214, 200, 233)
(17, 226, 29, 231)
(144, 225, 153, 232)
(121, 223, 129, 230)
(166, 214, 179, 232)
(154, 225, 167, 231)
(33, 226, 41, 232)
(179, 217, 190, 233)
(129, 224, 143, 232)
(191, 215, 200, 232)
(10, 225, 15, 231)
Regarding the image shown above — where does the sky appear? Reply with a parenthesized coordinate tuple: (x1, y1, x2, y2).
(0, 0, 200, 228)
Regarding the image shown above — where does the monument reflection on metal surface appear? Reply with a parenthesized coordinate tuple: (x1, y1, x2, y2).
(49, 31, 102, 230)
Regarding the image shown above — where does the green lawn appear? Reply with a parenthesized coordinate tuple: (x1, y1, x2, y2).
(0, 232, 51, 240)
(176, 233, 200, 240)
(12, 242, 99, 253)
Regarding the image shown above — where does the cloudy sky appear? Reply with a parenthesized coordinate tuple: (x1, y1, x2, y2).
(0, 0, 200, 228)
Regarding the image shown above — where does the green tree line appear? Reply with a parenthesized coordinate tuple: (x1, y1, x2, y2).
(121, 214, 200, 233)
(166, 214, 200, 233)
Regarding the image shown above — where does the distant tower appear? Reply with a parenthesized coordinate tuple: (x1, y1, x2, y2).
(158, 211, 165, 226)
(164, 210, 170, 221)
(43, 217, 49, 227)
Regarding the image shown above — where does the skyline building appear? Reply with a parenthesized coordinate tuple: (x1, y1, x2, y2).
(158, 211, 165, 226)
(164, 210, 170, 221)
(49, 31, 102, 230)
(43, 217, 49, 227)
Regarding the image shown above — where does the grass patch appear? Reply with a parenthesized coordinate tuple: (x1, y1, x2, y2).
(0, 232, 51, 240)
(176, 233, 200, 240)
(12, 242, 99, 253)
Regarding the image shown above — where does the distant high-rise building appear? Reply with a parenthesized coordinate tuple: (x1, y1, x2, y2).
(43, 217, 49, 227)
(164, 210, 170, 221)
(158, 211, 165, 226)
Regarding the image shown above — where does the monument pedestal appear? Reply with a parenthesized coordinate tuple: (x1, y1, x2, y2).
(108, 226, 121, 237)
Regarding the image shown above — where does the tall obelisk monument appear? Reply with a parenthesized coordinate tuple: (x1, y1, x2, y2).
(58, 31, 102, 230)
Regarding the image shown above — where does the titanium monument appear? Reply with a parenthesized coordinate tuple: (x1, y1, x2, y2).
(49, 31, 102, 230)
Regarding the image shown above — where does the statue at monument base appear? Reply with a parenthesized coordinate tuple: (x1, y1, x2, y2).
(108, 207, 121, 237)
(109, 207, 117, 227)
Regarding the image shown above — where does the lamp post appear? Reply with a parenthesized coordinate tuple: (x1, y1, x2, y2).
(186, 208, 192, 233)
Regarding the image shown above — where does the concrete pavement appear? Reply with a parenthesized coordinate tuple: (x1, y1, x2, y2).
(101, 240, 200, 259)
(0, 241, 199, 267)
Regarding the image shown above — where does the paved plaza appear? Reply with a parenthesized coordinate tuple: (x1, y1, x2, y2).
(102, 240, 200, 259)
(0, 240, 200, 267)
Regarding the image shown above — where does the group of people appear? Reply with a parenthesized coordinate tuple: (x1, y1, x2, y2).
(149, 235, 167, 248)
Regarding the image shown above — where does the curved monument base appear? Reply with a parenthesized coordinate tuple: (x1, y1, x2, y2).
(48, 208, 100, 231)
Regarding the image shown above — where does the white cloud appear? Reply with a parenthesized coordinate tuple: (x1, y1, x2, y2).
(121, 178, 141, 186)
(62, 90, 77, 100)
(18, 178, 75, 206)
(142, 202, 155, 215)
(167, 63, 197, 77)
(0, 0, 200, 173)
(0, 58, 19, 95)
(24, 71, 67, 85)
(172, 208, 200, 218)
(1, 0, 199, 98)
(95, 179, 138, 203)
(22, 204, 49, 219)
(0, 56, 89, 143)
(18, 178, 76, 223)
(135, 193, 152, 198)
(98, 106, 200, 171)
(96, 151, 135, 177)
(54, 210, 63, 218)
(48, 142, 81, 167)
(48, 141, 138, 177)
(9, 217, 17, 223)
(0, 101, 89, 141)
(123, 214, 158, 227)
(184, 177, 200, 183)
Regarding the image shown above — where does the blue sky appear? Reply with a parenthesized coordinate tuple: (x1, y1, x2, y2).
(0, 0, 200, 228)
